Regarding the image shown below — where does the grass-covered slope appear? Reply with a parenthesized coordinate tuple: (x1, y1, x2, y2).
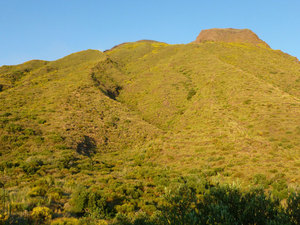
(0, 49, 161, 187)
(0, 60, 48, 91)
(0, 39, 299, 224)
(105, 41, 300, 185)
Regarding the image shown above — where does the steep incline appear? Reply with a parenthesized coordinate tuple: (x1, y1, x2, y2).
(104, 41, 300, 183)
(0, 35, 299, 220)
(0, 49, 161, 184)
(0, 60, 48, 91)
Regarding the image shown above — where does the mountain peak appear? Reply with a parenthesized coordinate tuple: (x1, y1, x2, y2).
(195, 28, 270, 47)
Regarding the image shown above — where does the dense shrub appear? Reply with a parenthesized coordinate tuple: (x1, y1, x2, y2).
(0, 213, 8, 224)
(197, 186, 289, 225)
(2, 178, 299, 224)
(159, 185, 199, 225)
(21, 158, 44, 175)
(50, 217, 80, 225)
(69, 186, 89, 215)
(69, 186, 116, 219)
(28, 186, 47, 198)
(58, 154, 78, 169)
(186, 88, 196, 100)
(113, 183, 299, 225)
(31, 206, 52, 224)
(286, 192, 300, 225)
(3, 214, 30, 225)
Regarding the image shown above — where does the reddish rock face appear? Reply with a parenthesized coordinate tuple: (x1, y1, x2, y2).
(195, 28, 270, 47)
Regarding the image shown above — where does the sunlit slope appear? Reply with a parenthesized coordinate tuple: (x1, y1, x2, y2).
(0, 40, 299, 186)
(203, 42, 300, 97)
(104, 41, 300, 183)
(0, 59, 48, 91)
(1, 40, 299, 224)
(0, 49, 161, 182)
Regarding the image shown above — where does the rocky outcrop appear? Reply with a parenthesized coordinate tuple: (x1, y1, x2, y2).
(195, 28, 270, 47)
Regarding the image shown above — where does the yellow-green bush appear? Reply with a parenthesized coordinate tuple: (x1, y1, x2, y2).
(31, 206, 52, 224)
(51, 217, 80, 225)
(0, 213, 8, 225)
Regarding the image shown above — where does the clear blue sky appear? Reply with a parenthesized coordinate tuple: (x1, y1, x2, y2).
(1, 0, 299, 66)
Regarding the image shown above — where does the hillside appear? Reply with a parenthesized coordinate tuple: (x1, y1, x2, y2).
(104, 39, 299, 182)
(0, 29, 299, 224)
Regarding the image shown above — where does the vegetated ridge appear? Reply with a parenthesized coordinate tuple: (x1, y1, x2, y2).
(0, 28, 299, 224)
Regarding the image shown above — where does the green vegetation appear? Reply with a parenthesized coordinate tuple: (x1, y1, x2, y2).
(0, 37, 299, 224)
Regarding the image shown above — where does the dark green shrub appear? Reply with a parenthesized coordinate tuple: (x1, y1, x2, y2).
(187, 89, 196, 100)
(159, 184, 200, 225)
(76, 136, 97, 157)
(28, 186, 47, 198)
(24, 128, 36, 136)
(69, 186, 116, 218)
(286, 192, 300, 225)
(157, 184, 292, 225)
(5, 123, 23, 133)
(1, 112, 12, 117)
(4, 215, 30, 225)
(58, 154, 78, 169)
(271, 179, 289, 200)
(48, 187, 64, 202)
(22, 158, 44, 175)
(112, 213, 132, 225)
(69, 186, 89, 215)
(50, 217, 80, 225)
(253, 173, 270, 188)
(49, 134, 64, 143)
(38, 119, 47, 124)
(86, 191, 109, 219)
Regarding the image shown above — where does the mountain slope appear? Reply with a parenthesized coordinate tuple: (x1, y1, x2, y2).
(102, 41, 300, 184)
(0, 30, 299, 223)
(0, 49, 161, 184)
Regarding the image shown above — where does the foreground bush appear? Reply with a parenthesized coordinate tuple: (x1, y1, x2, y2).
(158, 185, 293, 225)
(3, 181, 299, 224)
(50, 217, 80, 225)
(67, 182, 299, 225)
